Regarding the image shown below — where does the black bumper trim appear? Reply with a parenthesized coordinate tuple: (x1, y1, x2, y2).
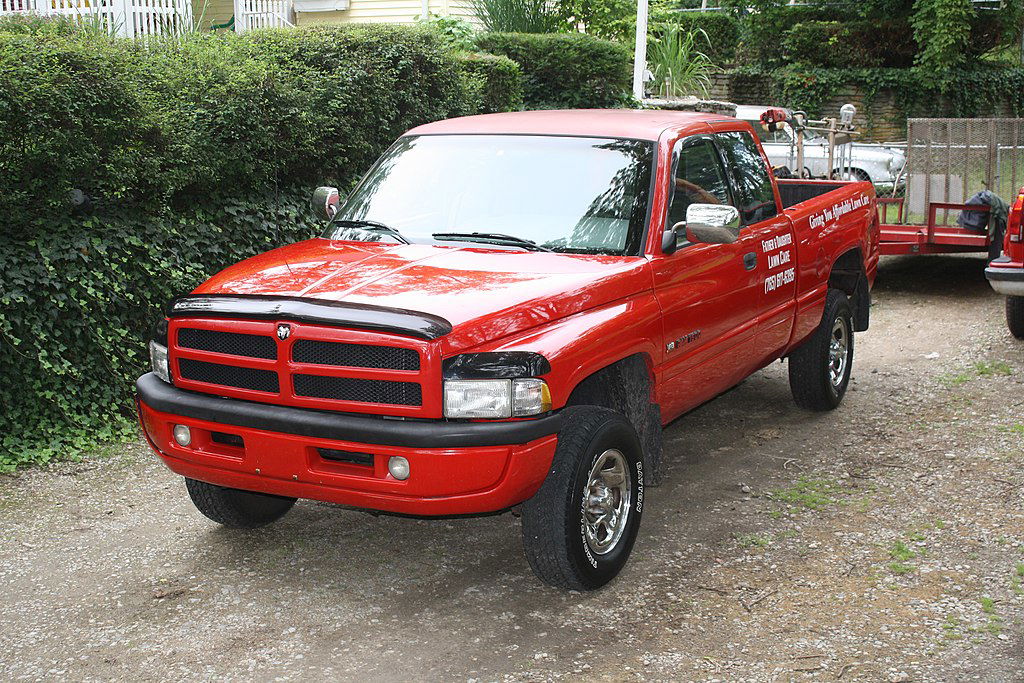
(985, 266, 1024, 282)
(136, 373, 561, 448)
(168, 294, 452, 340)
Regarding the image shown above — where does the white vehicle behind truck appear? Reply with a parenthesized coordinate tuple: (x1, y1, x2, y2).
(736, 105, 906, 188)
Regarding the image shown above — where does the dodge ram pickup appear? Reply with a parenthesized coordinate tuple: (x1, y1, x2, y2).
(136, 110, 879, 590)
(986, 186, 1024, 337)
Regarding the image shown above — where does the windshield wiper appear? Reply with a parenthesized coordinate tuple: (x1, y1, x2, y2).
(331, 219, 409, 244)
(432, 232, 553, 252)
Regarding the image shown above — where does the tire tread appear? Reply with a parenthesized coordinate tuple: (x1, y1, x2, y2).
(1006, 296, 1024, 339)
(788, 289, 853, 411)
(521, 407, 631, 591)
(185, 478, 295, 529)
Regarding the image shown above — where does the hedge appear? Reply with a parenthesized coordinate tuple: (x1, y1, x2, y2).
(475, 32, 633, 109)
(455, 51, 524, 114)
(0, 22, 520, 469)
(1, 23, 480, 227)
(781, 20, 916, 69)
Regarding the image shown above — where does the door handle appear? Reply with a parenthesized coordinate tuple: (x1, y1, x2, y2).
(743, 252, 757, 270)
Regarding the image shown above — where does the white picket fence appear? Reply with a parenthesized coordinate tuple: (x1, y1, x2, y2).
(233, 0, 292, 32)
(0, 0, 193, 37)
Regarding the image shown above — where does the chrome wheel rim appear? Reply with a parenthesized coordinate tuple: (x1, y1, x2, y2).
(582, 449, 632, 556)
(828, 316, 849, 387)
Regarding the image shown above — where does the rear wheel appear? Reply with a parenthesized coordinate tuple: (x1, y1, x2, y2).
(1007, 296, 1024, 339)
(788, 289, 854, 411)
(847, 168, 872, 183)
(521, 407, 644, 590)
(185, 478, 296, 528)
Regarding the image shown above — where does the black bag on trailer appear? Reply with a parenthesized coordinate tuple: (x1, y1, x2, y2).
(958, 190, 1009, 260)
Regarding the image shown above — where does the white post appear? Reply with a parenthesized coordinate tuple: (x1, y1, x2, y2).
(421, 0, 428, 20)
(111, 0, 131, 36)
(632, 0, 648, 101)
(233, 0, 244, 32)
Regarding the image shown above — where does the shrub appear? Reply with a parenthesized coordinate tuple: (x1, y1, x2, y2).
(555, 3, 738, 65)
(668, 11, 738, 64)
(648, 26, 716, 98)
(734, 2, 859, 68)
(475, 32, 633, 108)
(782, 20, 916, 68)
(455, 51, 524, 113)
(470, 0, 565, 33)
(0, 22, 523, 469)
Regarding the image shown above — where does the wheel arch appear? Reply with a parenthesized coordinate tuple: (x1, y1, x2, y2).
(564, 353, 663, 485)
(828, 247, 870, 332)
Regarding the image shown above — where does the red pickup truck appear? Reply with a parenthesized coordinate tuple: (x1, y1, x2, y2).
(137, 110, 878, 590)
(986, 186, 1024, 337)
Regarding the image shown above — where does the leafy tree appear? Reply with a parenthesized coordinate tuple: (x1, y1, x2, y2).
(911, 0, 975, 72)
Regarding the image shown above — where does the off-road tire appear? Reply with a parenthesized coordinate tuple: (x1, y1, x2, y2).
(788, 289, 854, 411)
(185, 478, 296, 528)
(1007, 296, 1024, 339)
(521, 406, 644, 591)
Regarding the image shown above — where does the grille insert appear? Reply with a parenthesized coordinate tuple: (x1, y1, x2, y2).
(178, 328, 277, 360)
(292, 340, 419, 370)
(178, 358, 280, 393)
(293, 374, 422, 406)
(317, 448, 374, 467)
(211, 432, 245, 448)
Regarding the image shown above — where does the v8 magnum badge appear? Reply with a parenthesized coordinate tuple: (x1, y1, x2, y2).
(276, 323, 291, 341)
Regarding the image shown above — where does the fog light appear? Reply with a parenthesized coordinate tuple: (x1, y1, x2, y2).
(172, 424, 191, 447)
(388, 456, 410, 480)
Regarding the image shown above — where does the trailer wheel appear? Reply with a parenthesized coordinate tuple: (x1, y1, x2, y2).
(788, 289, 854, 411)
(185, 478, 296, 528)
(521, 407, 644, 591)
(1007, 296, 1024, 339)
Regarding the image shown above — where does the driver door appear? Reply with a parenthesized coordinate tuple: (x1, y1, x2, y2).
(652, 135, 764, 420)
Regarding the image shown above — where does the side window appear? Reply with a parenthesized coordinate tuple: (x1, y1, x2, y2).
(667, 137, 732, 245)
(716, 131, 779, 224)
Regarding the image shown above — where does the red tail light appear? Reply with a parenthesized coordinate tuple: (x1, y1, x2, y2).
(1008, 187, 1024, 244)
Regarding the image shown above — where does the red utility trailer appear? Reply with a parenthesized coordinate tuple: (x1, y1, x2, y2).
(877, 198, 990, 255)
(876, 118, 1024, 257)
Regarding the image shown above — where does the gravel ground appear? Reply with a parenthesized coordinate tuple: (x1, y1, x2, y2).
(1, 254, 1022, 682)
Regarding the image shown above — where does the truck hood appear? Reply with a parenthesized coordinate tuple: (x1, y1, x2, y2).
(194, 239, 651, 350)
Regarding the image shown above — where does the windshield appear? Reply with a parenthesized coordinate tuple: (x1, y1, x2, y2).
(325, 135, 654, 255)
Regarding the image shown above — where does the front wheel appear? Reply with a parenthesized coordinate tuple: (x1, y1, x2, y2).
(521, 407, 644, 590)
(788, 289, 854, 411)
(1007, 296, 1024, 339)
(185, 478, 296, 528)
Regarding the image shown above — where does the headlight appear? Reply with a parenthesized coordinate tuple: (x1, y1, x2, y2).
(149, 340, 171, 383)
(444, 378, 551, 418)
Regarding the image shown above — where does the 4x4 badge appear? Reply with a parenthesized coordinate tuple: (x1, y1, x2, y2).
(276, 324, 291, 341)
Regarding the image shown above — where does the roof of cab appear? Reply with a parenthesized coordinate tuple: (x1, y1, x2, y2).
(406, 109, 731, 142)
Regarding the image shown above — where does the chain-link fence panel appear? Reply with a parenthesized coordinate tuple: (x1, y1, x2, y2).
(898, 119, 1024, 226)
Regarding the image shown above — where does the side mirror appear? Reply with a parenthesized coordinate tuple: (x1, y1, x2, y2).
(311, 186, 340, 222)
(680, 204, 742, 245)
(661, 228, 678, 255)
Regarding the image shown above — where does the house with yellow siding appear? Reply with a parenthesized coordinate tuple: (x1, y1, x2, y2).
(194, 0, 477, 32)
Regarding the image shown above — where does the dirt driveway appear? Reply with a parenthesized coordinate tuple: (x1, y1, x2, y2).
(2, 255, 1022, 682)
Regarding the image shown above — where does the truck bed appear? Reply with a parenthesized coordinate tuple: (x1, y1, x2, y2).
(777, 179, 851, 209)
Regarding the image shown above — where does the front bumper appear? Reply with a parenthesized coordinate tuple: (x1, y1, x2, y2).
(136, 373, 560, 515)
(985, 262, 1024, 297)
